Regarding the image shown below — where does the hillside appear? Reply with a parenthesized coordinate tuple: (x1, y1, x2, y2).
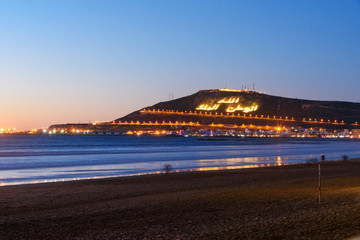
(49, 89, 360, 132)
(116, 89, 360, 129)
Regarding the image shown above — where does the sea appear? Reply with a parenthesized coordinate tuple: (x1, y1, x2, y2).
(1, 135, 360, 186)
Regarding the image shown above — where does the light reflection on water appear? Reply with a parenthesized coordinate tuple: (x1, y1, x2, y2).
(0, 136, 360, 186)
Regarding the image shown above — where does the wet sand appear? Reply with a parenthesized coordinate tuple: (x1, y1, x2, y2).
(1, 160, 360, 239)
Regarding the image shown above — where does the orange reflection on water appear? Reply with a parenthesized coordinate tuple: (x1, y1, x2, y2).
(188, 163, 289, 172)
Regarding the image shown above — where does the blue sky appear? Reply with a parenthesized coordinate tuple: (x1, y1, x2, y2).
(1, 0, 359, 129)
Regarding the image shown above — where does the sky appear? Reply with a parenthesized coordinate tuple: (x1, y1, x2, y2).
(1, 0, 359, 129)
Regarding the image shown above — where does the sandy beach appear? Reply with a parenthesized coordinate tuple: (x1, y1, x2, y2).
(1, 160, 360, 239)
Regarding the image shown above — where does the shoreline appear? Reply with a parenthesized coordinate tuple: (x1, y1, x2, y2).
(0, 161, 293, 187)
(0, 157, 345, 187)
(0, 158, 352, 187)
(2, 133, 360, 139)
(1, 159, 360, 239)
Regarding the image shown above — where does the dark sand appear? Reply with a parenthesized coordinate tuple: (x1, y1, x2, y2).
(1, 160, 360, 239)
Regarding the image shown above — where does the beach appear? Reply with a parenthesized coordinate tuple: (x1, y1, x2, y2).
(1, 160, 360, 239)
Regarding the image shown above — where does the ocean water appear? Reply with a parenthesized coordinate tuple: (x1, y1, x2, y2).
(0, 135, 360, 186)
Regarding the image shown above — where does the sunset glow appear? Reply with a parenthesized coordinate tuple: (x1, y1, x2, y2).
(0, 1, 359, 130)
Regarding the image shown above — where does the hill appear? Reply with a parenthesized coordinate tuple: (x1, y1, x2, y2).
(49, 89, 360, 132)
(116, 89, 360, 130)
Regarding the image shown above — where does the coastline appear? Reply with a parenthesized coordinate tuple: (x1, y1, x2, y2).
(1, 159, 360, 239)
(2, 135, 360, 186)
(0, 162, 292, 187)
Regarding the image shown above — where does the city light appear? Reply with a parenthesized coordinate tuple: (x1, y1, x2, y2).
(196, 104, 220, 111)
(226, 104, 258, 113)
(218, 97, 240, 104)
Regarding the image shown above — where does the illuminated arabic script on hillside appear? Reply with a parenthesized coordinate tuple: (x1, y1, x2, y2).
(196, 97, 259, 113)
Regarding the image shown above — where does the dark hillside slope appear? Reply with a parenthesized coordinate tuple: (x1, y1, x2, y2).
(117, 90, 360, 128)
